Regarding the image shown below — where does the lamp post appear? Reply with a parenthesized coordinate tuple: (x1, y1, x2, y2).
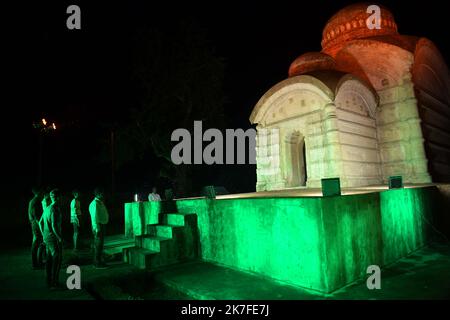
(111, 129, 115, 195)
(33, 118, 57, 186)
(37, 133, 43, 186)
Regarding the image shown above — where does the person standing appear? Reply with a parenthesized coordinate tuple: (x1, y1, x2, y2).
(39, 189, 52, 264)
(39, 189, 63, 289)
(70, 190, 82, 251)
(148, 186, 161, 202)
(89, 188, 109, 269)
(41, 190, 51, 212)
(28, 187, 44, 269)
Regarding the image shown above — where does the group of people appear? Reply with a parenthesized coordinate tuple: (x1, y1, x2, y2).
(28, 187, 110, 289)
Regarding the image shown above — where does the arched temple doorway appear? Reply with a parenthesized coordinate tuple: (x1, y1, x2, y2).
(285, 131, 307, 187)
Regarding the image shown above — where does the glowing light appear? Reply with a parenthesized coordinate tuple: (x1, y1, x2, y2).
(52, 123, 56, 130)
(134, 194, 139, 202)
(42, 118, 47, 126)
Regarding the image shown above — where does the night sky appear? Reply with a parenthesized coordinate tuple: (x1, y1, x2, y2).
(3, 0, 449, 201)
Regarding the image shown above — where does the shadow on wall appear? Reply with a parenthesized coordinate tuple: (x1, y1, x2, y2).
(435, 185, 450, 240)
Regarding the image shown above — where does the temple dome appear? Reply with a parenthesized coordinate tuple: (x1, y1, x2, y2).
(288, 52, 336, 77)
(321, 3, 398, 55)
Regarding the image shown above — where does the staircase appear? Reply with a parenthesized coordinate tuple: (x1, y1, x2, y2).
(103, 234, 135, 258)
(104, 212, 199, 270)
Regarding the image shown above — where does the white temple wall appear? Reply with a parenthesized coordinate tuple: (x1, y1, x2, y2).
(334, 78, 382, 187)
(251, 67, 432, 191)
(340, 42, 432, 184)
(376, 82, 431, 183)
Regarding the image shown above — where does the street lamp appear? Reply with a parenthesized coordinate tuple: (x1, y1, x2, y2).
(33, 118, 57, 186)
(33, 119, 57, 133)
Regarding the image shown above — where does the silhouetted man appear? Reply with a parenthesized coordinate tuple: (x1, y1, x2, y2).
(39, 188, 63, 289)
(89, 188, 109, 268)
(28, 187, 44, 269)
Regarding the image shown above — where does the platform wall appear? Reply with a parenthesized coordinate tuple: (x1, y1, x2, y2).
(125, 187, 436, 293)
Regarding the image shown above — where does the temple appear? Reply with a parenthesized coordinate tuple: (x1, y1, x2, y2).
(116, 3, 450, 295)
(250, 3, 450, 191)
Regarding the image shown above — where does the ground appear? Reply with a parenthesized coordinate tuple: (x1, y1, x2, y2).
(0, 243, 449, 300)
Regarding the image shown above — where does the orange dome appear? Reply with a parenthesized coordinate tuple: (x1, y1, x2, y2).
(288, 52, 336, 77)
(321, 3, 398, 56)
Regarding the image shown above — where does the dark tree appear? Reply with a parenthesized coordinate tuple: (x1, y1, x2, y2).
(112, 19, 226, 196)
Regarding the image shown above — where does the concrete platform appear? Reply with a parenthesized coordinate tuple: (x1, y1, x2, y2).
(150, 243, 450, 300)
(130, 186, 440, 293)
(215, 183, 441, 199)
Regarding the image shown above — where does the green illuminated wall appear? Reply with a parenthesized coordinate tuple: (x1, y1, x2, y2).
(124, 187, 435, 293)
(319, 193, 383, 291)
(125, 201, 160, 237)
(380, 188, 432, 265)
(176, 197, 328, 291)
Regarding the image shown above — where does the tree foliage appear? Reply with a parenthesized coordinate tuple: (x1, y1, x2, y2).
(115, 19, 226, 195)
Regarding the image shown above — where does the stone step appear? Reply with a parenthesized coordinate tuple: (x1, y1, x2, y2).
(124, 246, 195, 271)
(160, 213, 186, 226)
(104, 244, 134, 256)
(103, 235, 135, 256)
(136, 235, 171, 252)
(123, 247, 159, 269)
(104, 235, 135, 247)
(147, 224, 184, 238)
(123, 212, 199, 270)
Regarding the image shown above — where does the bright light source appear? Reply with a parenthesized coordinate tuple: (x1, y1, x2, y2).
(42, 118, 47, 126)
(134, 194, 139, 202)
(52, 123, 56, 130)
